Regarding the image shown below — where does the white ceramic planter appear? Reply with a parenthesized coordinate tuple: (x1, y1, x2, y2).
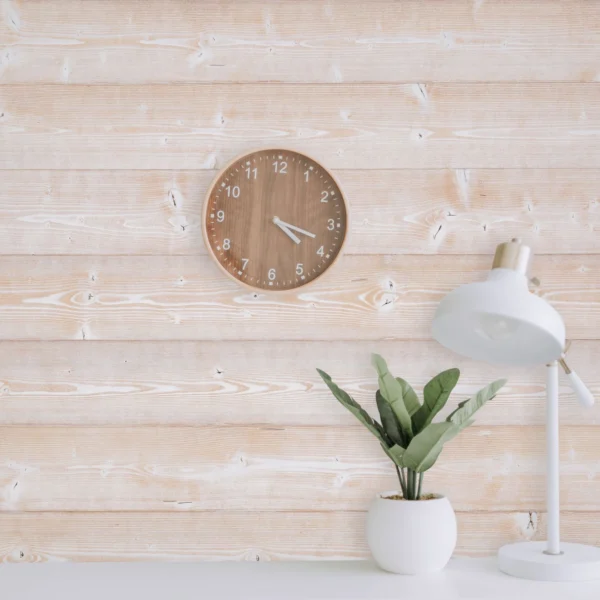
(366, 491, 457, 575)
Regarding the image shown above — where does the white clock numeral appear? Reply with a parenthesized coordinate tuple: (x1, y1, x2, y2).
(226, 185, 240, 198)
(268, 268, 277, 281)
(217, 210, 225, 222)
(317, 246, 324, 256)
(296, 263, 304, 276)
(321, 190, 329, 203)
(327, 218, 335, 231)
(304, 170, 309, 182)
(273, 161, 287, 174)
(246, 167, 257, 180)
(241, 258, 249, 271)
(223, 238, 231, 250)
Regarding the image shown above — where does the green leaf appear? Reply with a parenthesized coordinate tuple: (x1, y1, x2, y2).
(371, 354, 413, 441)
(402, 422, 462, 473)
(446, 379, 507, 428)
(317, 369, 388, 444)
(412, 368, 460, 433)
(381, 443, 405, 467)
(376, 390, 404, 447)
(395, 377, 421, 416)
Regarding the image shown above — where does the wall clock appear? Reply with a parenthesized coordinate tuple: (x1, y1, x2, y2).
(203, 149, 348, 291)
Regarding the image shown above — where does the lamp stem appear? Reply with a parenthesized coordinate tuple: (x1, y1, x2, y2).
(546, 361, 561, 555)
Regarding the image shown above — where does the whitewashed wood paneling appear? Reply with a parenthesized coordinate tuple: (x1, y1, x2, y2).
(2, 0, 600, 561)
(0, 425, 596, 512)
(2, 84, 600, 169)
(0, 511, 597, 562)
(1, 169, 600, 256)
(2, 1, 600, 83)
(0, 255, 597, 341)
(0, 340, 598, 426)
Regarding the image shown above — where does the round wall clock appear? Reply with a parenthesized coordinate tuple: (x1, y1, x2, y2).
(203, 149, 348, 291)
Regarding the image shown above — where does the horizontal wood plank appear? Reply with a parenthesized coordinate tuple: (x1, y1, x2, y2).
(0, 255, 597, 340)
(0, 425, 597, 512)
(2, 84, 600, 169)
(0, 511, 597, 561)
(0, 340, 598, 426)
(2, 169, 600, 255)
(455, 511, 600, 558)
(2, 1, 600, 83)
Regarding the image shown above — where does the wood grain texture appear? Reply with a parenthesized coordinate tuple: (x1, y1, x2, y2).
(2, 169, 600, 256)
(2, 1, 600, 83)
(3, 0, 600, 563)
(0, 254, 597, 341)
(3, 84, 600, 169)
(0, 340, 598, 427)
(0, 511, 597, 561)
(0, 425, 596, 512)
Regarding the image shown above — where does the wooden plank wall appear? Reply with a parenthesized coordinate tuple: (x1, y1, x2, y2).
(1, 0, 599, 562)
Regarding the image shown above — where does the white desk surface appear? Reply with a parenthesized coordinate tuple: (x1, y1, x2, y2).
(1, 558, 600, 600)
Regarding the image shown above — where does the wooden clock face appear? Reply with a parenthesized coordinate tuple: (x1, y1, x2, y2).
(203, 149, 348, 290)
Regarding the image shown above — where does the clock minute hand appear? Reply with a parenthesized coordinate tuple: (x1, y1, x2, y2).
(273, 217, 301, 244)
(275, 219, 316, 239)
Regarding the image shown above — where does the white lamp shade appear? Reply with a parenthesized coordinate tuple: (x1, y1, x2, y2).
(432, 269, 565, 367)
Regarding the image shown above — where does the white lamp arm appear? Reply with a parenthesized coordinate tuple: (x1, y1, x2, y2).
(566, 370, 595, 408)
(559, 355, 595, 408)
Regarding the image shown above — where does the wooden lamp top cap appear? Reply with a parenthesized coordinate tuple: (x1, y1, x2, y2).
(492, 238, 531, 275)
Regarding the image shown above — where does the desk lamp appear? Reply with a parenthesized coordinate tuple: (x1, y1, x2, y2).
(432, 238, 600, 581)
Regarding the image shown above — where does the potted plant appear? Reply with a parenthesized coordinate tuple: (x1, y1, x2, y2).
(317, 354, 506, 575)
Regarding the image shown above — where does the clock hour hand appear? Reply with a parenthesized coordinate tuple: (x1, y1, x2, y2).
(274, 218, 316, 239)
(273, 217, 301, 244)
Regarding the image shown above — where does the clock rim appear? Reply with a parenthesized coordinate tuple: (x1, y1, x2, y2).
(202, 147, 349, 293)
